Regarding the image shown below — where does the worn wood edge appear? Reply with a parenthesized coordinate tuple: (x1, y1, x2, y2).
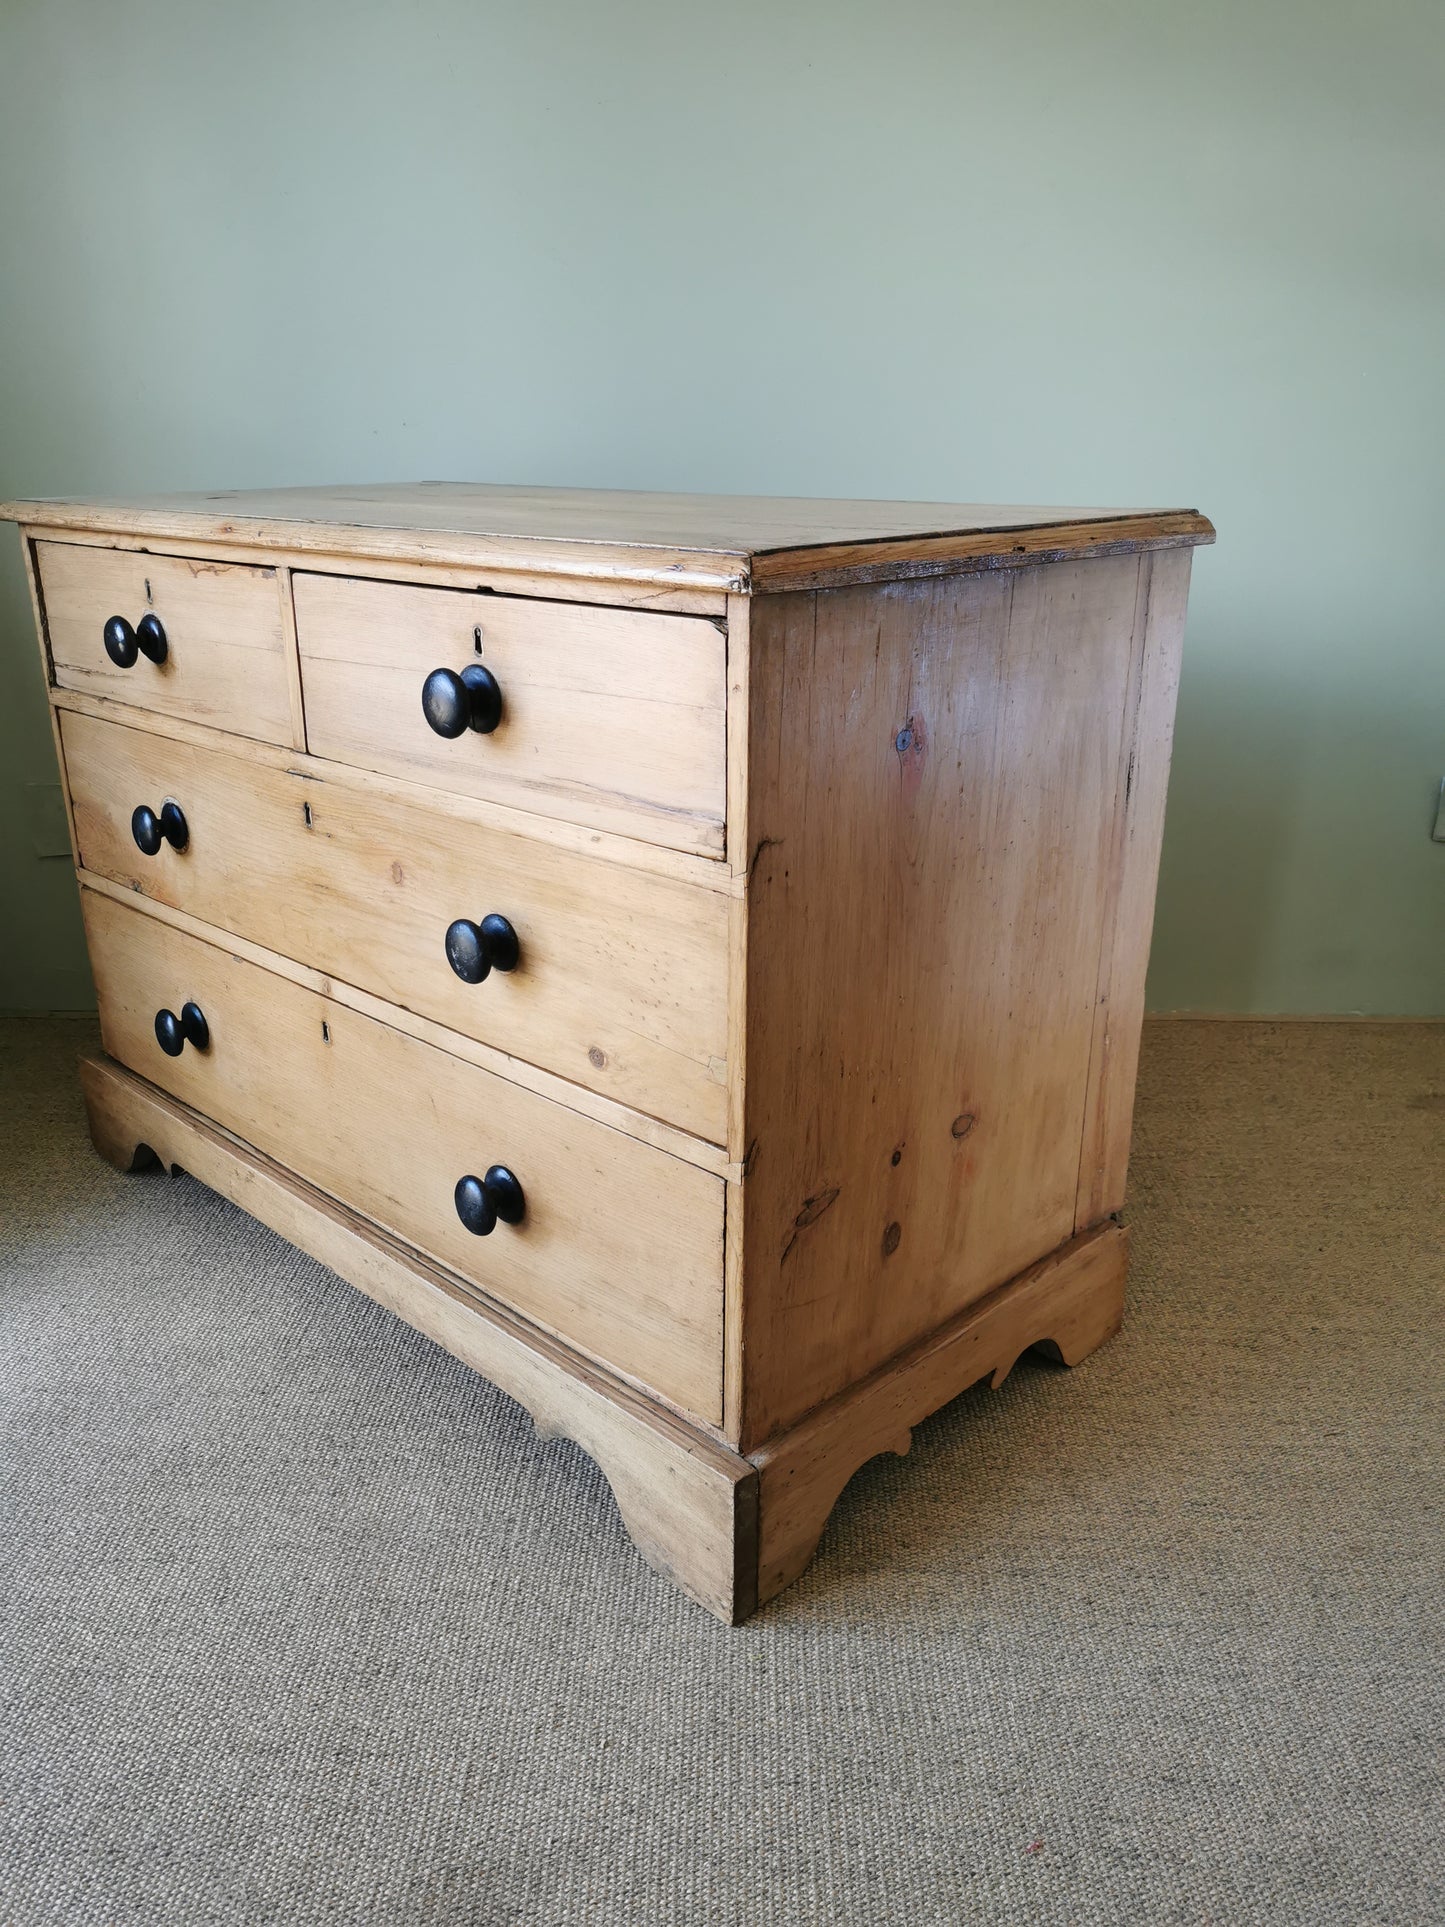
(298, 727, 726, 864)
(747, 1224, 1128, 1607)
(75, 872, 739, 1179)
(3, 511, 751, 597)
(720, 594, 749, 1443)
(720, 864, 748, 1441)
(6, 505, 1215, 596)
(48, 687, 744, 896)
(10, 523, 732, 615)
(750, 513, 1216, 593)
(723, 591, 751, 878)
(723, 591, 752, 1152)
(722, 1178, 745, 1449)
(78, 1051, 758, 1623)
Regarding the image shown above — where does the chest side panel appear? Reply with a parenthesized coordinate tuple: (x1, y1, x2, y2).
(738, 556, 1155, 1447)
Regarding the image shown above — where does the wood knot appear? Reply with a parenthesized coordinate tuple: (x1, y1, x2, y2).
(882, 1221, 902, 1257)
(780, 1185, 840, 1263)
(894, 713, 927, 761)
(951, 1112, 978, 1141)
(794, 1187, 840, 1230)
(588, 1046, 607, 1069)
(894, 714, 927, 802)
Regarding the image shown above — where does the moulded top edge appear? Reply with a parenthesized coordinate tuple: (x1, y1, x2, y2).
(0, 483, 1214, 593)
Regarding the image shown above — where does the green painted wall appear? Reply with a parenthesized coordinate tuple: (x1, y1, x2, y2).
(2, 0, 1441, 1013)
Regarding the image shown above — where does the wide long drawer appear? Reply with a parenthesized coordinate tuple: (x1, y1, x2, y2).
(62, 710, 729, 1142)
(38, 541, 294, 744)
(83, 889, 725, 1424)
(292, 572, 727, 856)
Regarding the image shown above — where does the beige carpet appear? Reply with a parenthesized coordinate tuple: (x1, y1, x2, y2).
(2, 1015, 1441, 1925)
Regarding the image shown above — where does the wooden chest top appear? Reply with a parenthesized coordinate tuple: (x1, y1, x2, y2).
(2, 481, 1213, 594)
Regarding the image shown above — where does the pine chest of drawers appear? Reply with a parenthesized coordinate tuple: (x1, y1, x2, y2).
(4, 484, 1212, 1621)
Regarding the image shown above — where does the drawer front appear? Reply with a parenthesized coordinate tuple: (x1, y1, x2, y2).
(293, 573, 726, 856)
(62, 711, 729, 1142)
(39, 542, 293, 744)
(83, 889, 725, 1423)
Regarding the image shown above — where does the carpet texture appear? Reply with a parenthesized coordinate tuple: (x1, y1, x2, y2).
(2, 1016, 1442, 1925)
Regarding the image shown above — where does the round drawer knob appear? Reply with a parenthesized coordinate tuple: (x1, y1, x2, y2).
(454, 1174, 495, 1236)
(154, 1001, 209, 1056)
(444, 913, 520, 984)
(136, 613, 169, 663)
(103, 616, 137, 667)
(131, 800, 189, 856)
(454, 1164, 526, 1236)
(421, 663, 502, 738)
(102, 613, 168, 667)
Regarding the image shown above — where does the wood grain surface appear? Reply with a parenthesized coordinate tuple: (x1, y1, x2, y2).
(83, 888, 726, 1426)
(736, 558, 1146, 1449)
(38, 540, 294, 745)
(6, 483, 1214, 594)
(63, 708, 729, 1142)
(293, 571, 727, 855)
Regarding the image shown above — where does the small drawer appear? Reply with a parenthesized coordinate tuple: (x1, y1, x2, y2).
(38, 541, 293, 745)
(82, 888, 725, 1424)
(62, 710, 729, 1142)
(293, 572, 727, 856)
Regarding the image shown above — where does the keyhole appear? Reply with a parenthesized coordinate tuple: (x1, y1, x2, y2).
(473, 625, 484, 654)
(303, 801, 313, 827)
(321, 1021, 331, 1044)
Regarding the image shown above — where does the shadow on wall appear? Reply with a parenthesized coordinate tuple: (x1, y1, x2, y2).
(1151, 578, 1445, 1017)
(0, 539, 94, 1010)
(1149, 646, 1299, 1012)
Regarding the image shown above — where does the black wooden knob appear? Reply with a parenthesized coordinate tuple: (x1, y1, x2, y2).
(136, 613, 168, 663)
(421, 663, 502, 738)
(154, 1002, 209, 1056)
(132, 805, 163, 856)
(103, 616, 137, 667)
(483, 1164, 526, 1225)
(103, 613, 167, 666)
(444, 913, 520, 984)
(454, 1164, 526, 1236)
(454, 1174, 496, 1236)
(131, 800, 189, 856)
